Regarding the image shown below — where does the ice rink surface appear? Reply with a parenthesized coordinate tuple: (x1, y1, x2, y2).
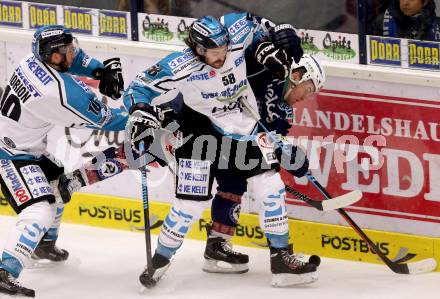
(0, 215, 438, 299)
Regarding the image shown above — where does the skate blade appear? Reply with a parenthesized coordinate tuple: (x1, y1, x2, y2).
(202, 259, 249, 274)
(271, 271, 318, 287)
(0, 293, 33, 299)
(27, 256, 81, 269)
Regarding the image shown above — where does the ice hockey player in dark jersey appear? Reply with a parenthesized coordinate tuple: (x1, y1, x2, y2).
(124, 13, 323, 288)
(203, 50, 325, 277)
(0, 25, 126, 298)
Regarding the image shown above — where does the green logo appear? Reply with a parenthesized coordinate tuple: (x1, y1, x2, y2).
(322, 33, 356, 60)
(301, 32, 356, 60)
(177, 19, 190, 41)
(301, 32, 319, 55)
(142, 16, 173, 42)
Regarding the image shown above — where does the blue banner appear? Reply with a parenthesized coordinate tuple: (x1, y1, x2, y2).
(63, 7, 93, 35)
(0, 1, 23, 27)
(99, 10, 128, 38)
(408, 40, 440, 70)
(28, 3, 57, 29)
(369, 36, 401, 66)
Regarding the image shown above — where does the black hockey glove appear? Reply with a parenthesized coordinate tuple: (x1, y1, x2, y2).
(269, 24, 303, 64)
(255, 41, 290, 80)
(93, 58, 124, 100)
(57, 169, 87, 203)
(126, 103, 176, 155)
(275, 143, 309, 178)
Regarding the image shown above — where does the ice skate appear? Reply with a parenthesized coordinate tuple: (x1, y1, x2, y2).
(270, 246, 318, 287)
(0, 268, 35, 298)
(30, 240, 69, 269)
(203, 236, 249, 274)
(139, 253, 171, 289)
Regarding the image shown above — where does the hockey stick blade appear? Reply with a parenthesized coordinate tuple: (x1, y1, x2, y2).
(321, 190, 362, 211)
(392, 258, 437, 274)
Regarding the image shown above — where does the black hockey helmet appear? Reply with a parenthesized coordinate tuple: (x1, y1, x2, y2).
(187, 16, 229, 50)
(32, 25, 74, 63)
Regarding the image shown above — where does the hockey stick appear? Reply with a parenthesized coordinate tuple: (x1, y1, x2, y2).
(240, 97, 437, 274)
(306, 174, 436, 274)
(139, 142, 154, 276)
(285, 184, 361, 211)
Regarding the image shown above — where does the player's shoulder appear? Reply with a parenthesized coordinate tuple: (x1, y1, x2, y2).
(16, 54, 58, 97)
(221, 12, 255, 45)
(144, 48, 202, 80)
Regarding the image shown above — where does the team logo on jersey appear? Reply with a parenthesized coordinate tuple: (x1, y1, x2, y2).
(229, 203, 241, 224)
(98, 105, 113, 126)
(187, 71, 216, 82)
(0, 160, 32, 206)
(228, 16, 247, 35)
(135, 73, 153, 85)
(82, 55, 92, 67)
(147, 64, 162, 76)
(234, 53, 245, 67)
(202, 79, 248, 103)
(168, 51, 195, 70)
(25, 57, 54, 86)
(97, 159, 122, 179)
(3, 137, 16, 149)
(256, 133, 273, 149)
(87, 97, 101, 116)
(211, 101, 243, 118)
(231, 26, 250, 44)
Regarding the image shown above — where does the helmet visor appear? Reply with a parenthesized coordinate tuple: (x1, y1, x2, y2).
(57, 37, 79, 59)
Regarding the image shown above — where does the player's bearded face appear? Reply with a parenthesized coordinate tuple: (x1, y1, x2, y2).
(50, 42, 79, 72)
(204, 45, 228, 68)
(284, 70, 316, 105)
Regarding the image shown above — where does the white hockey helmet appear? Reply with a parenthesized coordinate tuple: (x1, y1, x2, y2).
(288, 54, 325, 91)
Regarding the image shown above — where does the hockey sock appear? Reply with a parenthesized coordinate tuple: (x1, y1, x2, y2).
(1, 201, 55, 277)
(210, 191, 243, 238)
(42, 201, 64, 242)
(249, 171, 289, 249)
(156, 198, 209, 259)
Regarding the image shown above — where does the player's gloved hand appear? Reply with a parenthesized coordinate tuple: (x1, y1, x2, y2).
(275, 142, 309, 177)
(93, 58, 124, 100)
(269, 24, 303, 64)
(126, 103, 176, 155)
(255, 41, 290, 80)
(56, 169, 88, 203)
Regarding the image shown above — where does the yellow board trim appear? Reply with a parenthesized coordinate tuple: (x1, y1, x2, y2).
(0, 192, 438, 271)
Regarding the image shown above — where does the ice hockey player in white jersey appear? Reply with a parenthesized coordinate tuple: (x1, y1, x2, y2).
(124, 13, 319, 288)
(0, 25, 126, 298)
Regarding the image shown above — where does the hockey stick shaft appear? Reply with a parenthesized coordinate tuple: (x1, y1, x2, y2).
(284, 185, 325, 210)
(305, 172, 409, 273)
(239, 97, 436, 274)
(139, 142, 153, 269)
(285, 184, 361, 211)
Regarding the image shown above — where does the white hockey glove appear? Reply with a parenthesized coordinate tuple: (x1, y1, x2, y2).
(93, 58, 124, 100)
(255, 41, 290, 80)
